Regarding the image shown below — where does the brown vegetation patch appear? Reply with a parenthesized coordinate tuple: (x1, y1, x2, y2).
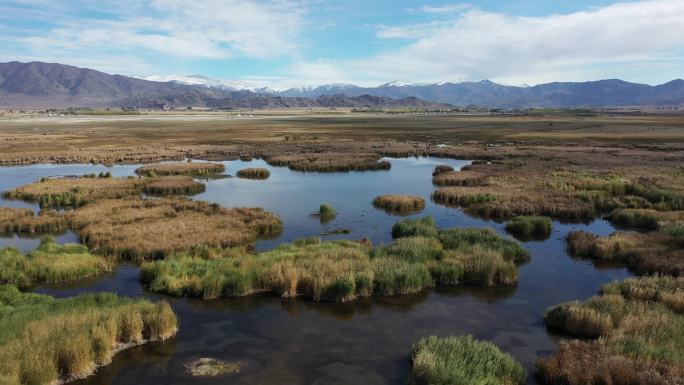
(567, 230, 683, 275)
(135, 161, 225, 176)
(372, 194, 425, 215)
(236, 168, 270, 179)
(536, 340, 678, 385)
(432, 171, 487, 187)
(0, 208, 67, 234)
(432, 164, 454, 176)
(141, 176, 205, 195)
(69, 198, 282, 260)
(4, 176, 206, 207)
(265, 152, 391, 172)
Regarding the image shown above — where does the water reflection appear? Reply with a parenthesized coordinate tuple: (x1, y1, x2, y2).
(1, 158, 633, 385)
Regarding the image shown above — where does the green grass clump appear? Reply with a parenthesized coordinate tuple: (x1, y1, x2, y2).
(410, 335, 526, 385)
(538, 276, 684, 385)
(505, 216, 553, 238)
(142, 219, 529, 301)
(607, 209, 661, 230)
(319, 203, 336, 218)
(236, 168, 270, 179)
(391, 216, 439, 239)
(438, 227, 530, 263)
(0, 236, 112, 288)
(0, 285, 177, 385)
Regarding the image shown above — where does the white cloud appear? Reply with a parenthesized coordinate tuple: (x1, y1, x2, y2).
(294, 0, 684, 85)
(5, 0, 306, 63)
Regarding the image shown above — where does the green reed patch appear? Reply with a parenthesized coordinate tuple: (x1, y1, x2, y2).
(318, 203, 336, 218)
(409, 335, 526, 385)
(505, 216, 552, 238)
(0, 236, 112, 288)
(0, 285, 177, 385)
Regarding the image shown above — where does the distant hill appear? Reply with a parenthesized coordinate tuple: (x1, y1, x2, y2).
(0, 62, 448, 109)
(1, 61, 683, 108)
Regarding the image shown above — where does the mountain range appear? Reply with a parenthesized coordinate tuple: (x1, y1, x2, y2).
(1, 61, 683, 109)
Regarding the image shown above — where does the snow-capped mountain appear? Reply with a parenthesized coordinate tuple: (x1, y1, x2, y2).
(132, 72, 684, 107)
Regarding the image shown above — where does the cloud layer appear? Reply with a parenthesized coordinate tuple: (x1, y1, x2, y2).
(1, 0, 683, 86)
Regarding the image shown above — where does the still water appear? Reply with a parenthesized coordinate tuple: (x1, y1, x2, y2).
(0, 158, 630, 385)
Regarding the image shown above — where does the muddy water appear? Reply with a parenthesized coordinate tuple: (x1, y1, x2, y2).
(0, 158, 631, 385)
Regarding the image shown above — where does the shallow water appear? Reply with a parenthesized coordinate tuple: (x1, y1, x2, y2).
(0, 158, 631, 385)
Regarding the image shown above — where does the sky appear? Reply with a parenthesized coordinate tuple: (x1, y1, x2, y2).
(1, 0, 683, 88)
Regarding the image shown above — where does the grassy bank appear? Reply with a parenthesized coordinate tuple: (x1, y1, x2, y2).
(607, 208, 684, 230)
(567, 230, 683, 275)
(538, 276, 683, 385)
(135, 161, 225, 176)
(70, 198, 283, 260)
(372, 194, 425, 215)
(236, 168, 270, 179)
(0, 236, 111, 287)
(0, 285, 177, 385)
(140, 217, 528, 301)
(265, 152, 391, 172)
(409, 335, 526, 385)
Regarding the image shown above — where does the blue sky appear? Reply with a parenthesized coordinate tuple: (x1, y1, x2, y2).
(1, 0, 683, 88)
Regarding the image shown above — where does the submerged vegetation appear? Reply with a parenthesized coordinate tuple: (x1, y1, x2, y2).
(318, 203, 336, 218)
(567, 230, 683, 275)
(0, 285, 177, 385)
(372, 194, 425, 215)
(265, 152, 391, 172)
(505, 216, 552, 238)
(0, 207, 67, 234)
(70, 198, 282, 260)
(409, 335, 526, 385)
(538, 276, 684, 385)
(236, 168, 270, 179)
(135, 161, 225, 176)
(0, 236, 111, 287)
(140, 217, 529, 301)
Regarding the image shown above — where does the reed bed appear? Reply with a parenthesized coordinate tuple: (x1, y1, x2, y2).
(409, 335, 526, 385)
(505, 216, 553, 238)
(141, 218, 529, 301)
(236, 168, 270, 179)
(432, 171, 487, 187)
(432, 165, 454, 176)
(141, 176, 205, 195)
(0, 207, 67, 234)
(265, 152, 391, 172)
(3, 176, 145, 208)
(4, 175, 209, 207)
(0, 285, 177, 385)
(567, 230, 683, 275)
(0, 236, 112, 287)
(135, 161, 225, 176)
(538, 276, 684, 385)
(432, 186, 595, 220)
(69, 198, 282, 261)
(372, 194, 425, 215)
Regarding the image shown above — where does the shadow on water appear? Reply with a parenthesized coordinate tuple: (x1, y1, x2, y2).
(2, 157, 634, 385)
